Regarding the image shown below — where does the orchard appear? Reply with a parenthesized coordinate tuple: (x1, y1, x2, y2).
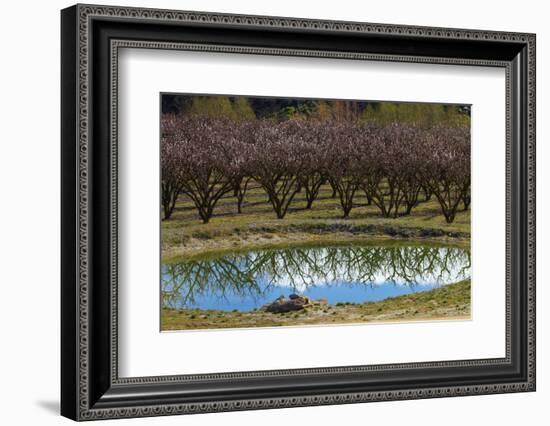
(161, 114, 470, 224)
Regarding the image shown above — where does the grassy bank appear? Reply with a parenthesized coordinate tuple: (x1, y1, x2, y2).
(162, 184, 470, 260)
(161, 280, 471, 331)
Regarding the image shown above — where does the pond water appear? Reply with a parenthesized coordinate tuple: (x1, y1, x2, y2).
(161, 245, 471, 312)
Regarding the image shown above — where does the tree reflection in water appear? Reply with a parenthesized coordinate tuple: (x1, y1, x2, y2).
(161, 245, 470, 310)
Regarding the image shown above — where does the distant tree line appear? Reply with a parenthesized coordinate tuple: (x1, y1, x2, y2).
(161, 112, 470, 224)
(162, 95, 470, 126)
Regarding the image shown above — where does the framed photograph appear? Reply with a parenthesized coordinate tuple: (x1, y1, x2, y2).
(61, 4, 536, 421)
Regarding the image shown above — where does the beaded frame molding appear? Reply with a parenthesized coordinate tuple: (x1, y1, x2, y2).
(61, 3, 536, 421)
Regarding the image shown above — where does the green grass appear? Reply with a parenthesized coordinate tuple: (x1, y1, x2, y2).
(161, 280, 471, 331)
(162, 183, 470, 260)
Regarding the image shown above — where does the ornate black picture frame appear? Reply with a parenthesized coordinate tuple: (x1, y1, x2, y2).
(61, 4, 536, 421)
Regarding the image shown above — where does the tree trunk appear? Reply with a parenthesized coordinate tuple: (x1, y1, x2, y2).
(161, 185, 179, 220)
(422, 185, 432, 202)
(198, 207, 211, 224)
(258, 176, 300, 219)
(329, 180, 337, 198)
(462, 194, 471, 211)
(303, 177, 323, 209)
(237, 198, 243, 214)
(162, 201, 172, 220)
(342, 204, 352, 218)
(444, 212, 455, 223)
(365, 191, 373, 206)
(334, 179, 357, 219)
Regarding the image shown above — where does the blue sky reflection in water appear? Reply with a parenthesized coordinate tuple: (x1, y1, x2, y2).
(161, 245, 470, 312)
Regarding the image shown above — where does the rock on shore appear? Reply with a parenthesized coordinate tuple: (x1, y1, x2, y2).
(262, 294, 328, 313)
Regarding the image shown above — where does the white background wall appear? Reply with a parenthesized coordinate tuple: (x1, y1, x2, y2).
(0, 0, 546, 424)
